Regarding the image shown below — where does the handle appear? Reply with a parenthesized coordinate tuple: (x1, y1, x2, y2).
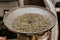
(44, 0, 56, 15)
(18, 0, 24, 7)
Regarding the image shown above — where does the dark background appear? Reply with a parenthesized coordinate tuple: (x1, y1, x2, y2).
(57, 12, 60, 40)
